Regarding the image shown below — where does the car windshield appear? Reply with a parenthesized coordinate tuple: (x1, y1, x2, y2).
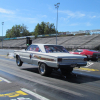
(44, 45, 69, 53)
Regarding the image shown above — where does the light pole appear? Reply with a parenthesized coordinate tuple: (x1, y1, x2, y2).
(54, 3, 60, 45)
(2, 22, 4, 48)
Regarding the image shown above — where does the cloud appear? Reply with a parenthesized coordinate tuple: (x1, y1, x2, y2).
(91, 16, 96, 18)
(69, 23, 79, 26)
(21, 17, 40, 23)
(41, 15, 47, 18)
(89, 15, 97, 19)
(86, 22, 92, 26)
(0, 13, 39, 24)
(87, 12, 100, 19)
(9, 16, 40, 24)
(58, 10, 100, 20)
(59, 10, 85, 18)
(0, 8, 41, 24)
(0, 8, 14, 14)
(37, 14, 47, 18)
(69, 22, 92, 27)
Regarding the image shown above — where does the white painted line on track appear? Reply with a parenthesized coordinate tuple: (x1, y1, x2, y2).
(21, 88, 49, 100)
(0, 77, 11, 83)
(85, 62, 94, 67)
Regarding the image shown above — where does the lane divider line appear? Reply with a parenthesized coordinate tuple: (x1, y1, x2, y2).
(21, 88, 49, 100)
(0, 55, 14, 59)
(0, 77, 11, 83)
(6, 57, 14, 59)
(85, 62, 94, 67)
(74, 68, 99, 72)
(0, 55, 6, 57)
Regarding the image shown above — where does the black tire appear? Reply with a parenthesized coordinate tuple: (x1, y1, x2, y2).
(16, 56, 23, 66)
(60, 67, 73, 76)
(38, 63, 52, 76)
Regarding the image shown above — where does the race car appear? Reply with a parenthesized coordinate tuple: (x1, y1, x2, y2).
(70, 49, 100, 61)
(14, 44, 87, 76)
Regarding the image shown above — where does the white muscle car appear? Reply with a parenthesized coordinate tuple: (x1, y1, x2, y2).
(14, 44, 87, 76)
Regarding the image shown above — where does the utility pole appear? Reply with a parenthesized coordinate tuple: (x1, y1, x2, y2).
(54, 3, 60, 45)
(2, 22, 4, 48)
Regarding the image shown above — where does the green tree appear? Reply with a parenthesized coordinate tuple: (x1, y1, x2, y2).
(20, 24, 31, 36)
(49, 23, 56, 34)
(6, 29, 12, 38)
(44, 22, 49, 34)
(41, 22, 46, 34)
(6, 24, 31, 38)
(44, 22, 56, 34)
(33, 22, 56, 38)
(86, 33, 91, 35)
(33, 23, 41, 38)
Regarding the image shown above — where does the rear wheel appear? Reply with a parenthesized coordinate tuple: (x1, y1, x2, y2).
(38, 63, 52, 76)
(16, 56, 23, 66)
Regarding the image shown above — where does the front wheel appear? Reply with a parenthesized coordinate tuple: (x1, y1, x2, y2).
(38, 63, 52, 76)
(16, 56, 23, 66)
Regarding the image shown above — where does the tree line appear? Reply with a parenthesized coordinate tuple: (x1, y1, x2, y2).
(5, 21, 93, 39)
(6, 22, 56, 38)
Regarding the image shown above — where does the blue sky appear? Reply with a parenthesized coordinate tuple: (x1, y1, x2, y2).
(0, 0, 100, 36)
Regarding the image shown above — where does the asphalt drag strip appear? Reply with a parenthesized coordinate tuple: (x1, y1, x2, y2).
(0, 77, 11, 83)
(73, 61, 100, 79)
(0, 76, 49, 100)
(0, 59, 100, 100)
(0, 88, 49, 100)
(0, 70, 86, 100)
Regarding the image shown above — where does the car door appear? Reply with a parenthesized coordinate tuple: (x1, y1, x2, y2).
(23, 45, 41, 64)
(21, 45, 34, 64)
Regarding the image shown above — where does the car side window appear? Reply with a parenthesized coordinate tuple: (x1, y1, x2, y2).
(26, 45, 31, 51)
(44, 45, 69, 53)
(26, 45, 41, 52)
(74, 50, 78, 52)
(78, 50, 83, 52)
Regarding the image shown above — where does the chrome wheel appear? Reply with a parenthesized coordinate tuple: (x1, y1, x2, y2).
(40, 63, 45, 74)
(16, 56, 23, 66)
(17, 57, 20, 65)
(38, 63, 52, 76)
